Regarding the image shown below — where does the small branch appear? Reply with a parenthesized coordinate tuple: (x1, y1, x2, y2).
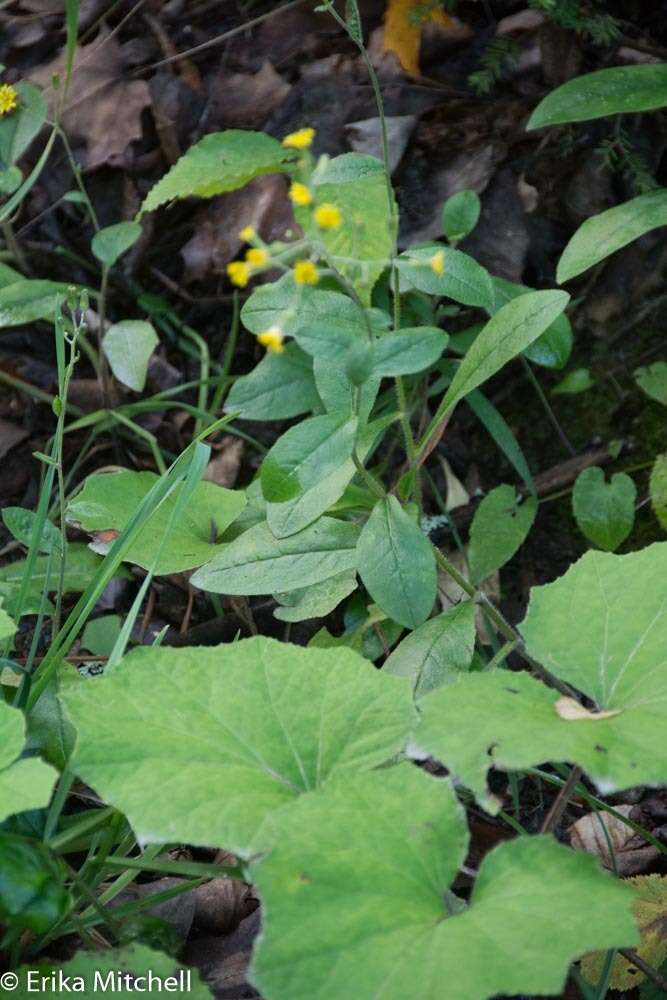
(540, 766, 582, 834)
(618, 949, 667, 994)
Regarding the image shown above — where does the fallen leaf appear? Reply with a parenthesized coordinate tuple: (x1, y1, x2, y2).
(210, 62, 291, 129)
(0, 418, 28, 460)
(30, 28, 151, 169)
(344, 116, 416, 174)
(570, 806, 661, 876)
(193, 877, 253, 935)
(555, 697, 622, 722)
(203, 437, 244, 489)
(383, 0, 459, 76)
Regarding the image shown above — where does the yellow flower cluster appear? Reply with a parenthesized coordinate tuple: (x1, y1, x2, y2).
(226, 244, 271, 287)
(257, 325, 285, 353)
(293, 260, 319, 286)
(282, 127, 315, 150)
(0, 83, 18, 116)
(430, 250, 445, 275)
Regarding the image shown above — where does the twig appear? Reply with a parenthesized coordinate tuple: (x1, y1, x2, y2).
(540, 766, 582, 833)
(618, 949, 667, 994)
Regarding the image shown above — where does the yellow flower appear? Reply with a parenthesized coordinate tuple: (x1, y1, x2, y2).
(246, 247, 268, 267)
(289, 182, 313, 207)
(282, 127, 315, 149)
(239, 225, 256, 242)
(257, 326, 285, 353)
(314, 203, 342, 230)
(430, 250, 445, 276)
(226, 261, 250, 288)
(0, 83, 18, 116)
(293, 260, 319, 286)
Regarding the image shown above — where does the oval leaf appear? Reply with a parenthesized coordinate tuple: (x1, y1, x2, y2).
(468, 485, 537, 584)
(102, 319, 158, 392)
(372, 327, 448, 376)
(261, 412, 358, 503)
(528, 64, 667, 129)
(91, 221, 142, 267)
(397, 245, 494, 310)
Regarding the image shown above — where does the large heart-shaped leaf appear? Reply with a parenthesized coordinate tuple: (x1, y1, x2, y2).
(62, 638, 414, 856)
(416, 544, 667, 809)
(251, 765, 637, 1000)
(0, 701, 57, 824)
(572, 467, 636, 551)
(527, 65, 667, 129)
(225, 343, 320, 421)
(357, 496, 436, 629)
(66, 471, 246, 574)
(191, 517, 360, 594)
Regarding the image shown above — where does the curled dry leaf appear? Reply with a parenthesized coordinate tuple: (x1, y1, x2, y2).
(193, 878, 253, 936)
(554, 697, 622, 722)
(569, 806, 660, 876)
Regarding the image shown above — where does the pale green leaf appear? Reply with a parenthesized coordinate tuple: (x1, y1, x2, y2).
(81, 615, 123, 657)
(102, 319, 158, 392)
(0, 82, 48, 167)
(635, 361, 667, 405)
(372, 327, 448, 376)
(357, 496, 436, 629)
(91, 221, 142, 267)
(468, 485, 537, 583)
(0, 606, 16, 643)
(572, 467, 636, 551)
(442, 189, 481, 243)
(417, 544, 667, 807)
(191, 517, 360, 595)
(491, 276, 573, 369)
(0, 701, 57, 824)
(251, 765, 637, 1000)
(557, 190, 667, 283)
(1, 507, 63, 554)
(383, 600, 475, 697)
(396, 245, 494, 309)
(0, 279, 80, 328)
(63, 637, 415, 855)
(13, 945, 212, 999)
(66, 470, 246, 574)
(528, 64, 667, 129)
(274, 570, 358, 622)
(139, 130, 294, 216)
(261, 412, 358, 503)
(650, 454, 667, 530)
(242, 275, 365, 338)
(0, 543, 106, 603)
(226, 343, 319, 421)
(314, 357, 379, 420)
(552, 367, 596, 395)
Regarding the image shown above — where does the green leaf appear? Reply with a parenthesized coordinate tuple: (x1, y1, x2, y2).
(357, 496, 436, 629)
(527, 64, 667, 129)
(466, 390, 535, 493)
(468, 485, 537, 583)
(397, 245, 494, 310)
(0, 279, 81, 328)
(416, 543, 667, 808)
(635, 360, 667, 405)
(63, 637, 415, 855)
(314, 357, 379, 420)
(650, 454, 667, 530)
(2, 506, 63, 554)
(0, 833, 70, 935)
(305, 153, 396, 303)
(12, 945, 212, 998)
(0, 543, 106, 602)
(434, 290, 570, 422)
(242, 275, 364, 338)
(81, 614, 123, 656)
(372, 326, 448, 376)
(0, 82, 48, 167)
(91, 221, 142, 267)
(102, 319, 158, 392)
(225, 343, 319, 421)
(139, 130, 294, 216)
(66, 470, 245, 574)
(274, 570, 358, 623)
(0, 701, 57, 824)
(557, 189, 667, 283)
(442, 189, 481, 242)
(552, 367, 596, 395)
(572, 467, 636, 551)
(0, 605, 16, 642)
(383, 600, 475, 697)
(251, 765, 637, 1000)
(491, 276, 573, 369)
(191, 517, 360, 595)
(261, 412, 358, 503)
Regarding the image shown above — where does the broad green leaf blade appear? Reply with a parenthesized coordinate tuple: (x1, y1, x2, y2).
(191, 517, 360, 595)
(91, 221, 142, 267)
(139, 130, 294, 216)
(242, 275, 364, 338)
(372, 327, 448, 376)
(491, 276, 573, 369)
(251, 766, 637, 1000)
(305, 153, 396, 302)
(397, 246, 494, 310)
(102, 319, 158, 392)
(0, 544, 108, 616)
(274, 570, 358, 623)
(314, 357, 380, 420)
(2, 507, 63, 554)
(0, 82, 47, 167)
(527, 64, 667, 129)
(357, 496, 436, 629)
(635, 360, 667, 405)
(418, 543, 667, 808)
(466, 390, 535, 493)
(572, 467, 636, 551)
(432, 290, 570, 423)
(442, 189, 481, 243)
(0, 279, 81, 328)
(557, 190, 667, 283)
(650, 454, 667, 530)
(66, 471, 245, 574)
(552, 367, 595, 395)
(261, 412, 358, 503)
(383, 600, 475, 697)
(225, 343, 319, 421)
(468, 485, 537, 583)
(63, 637, 415, 855)
(0, 701, 57, 823)
(13, 945, 212, 999)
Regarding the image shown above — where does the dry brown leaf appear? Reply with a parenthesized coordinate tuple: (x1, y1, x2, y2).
(554, 697, 622, 722)
(211, 61, 290, 129)
(30, 28, 150, 169)
(0, 418, 28, 460)
(383, 0, 459, 76)
(203, 438, 244, 490)
(569, 806, 660, 876)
